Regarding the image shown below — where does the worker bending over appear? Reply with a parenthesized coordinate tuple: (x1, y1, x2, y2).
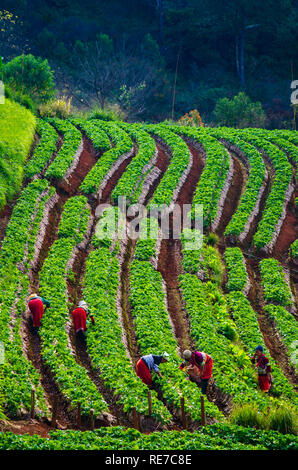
(27, 293, 50, 331)
(251, 345, 272, 392)
(136, 352, 169, 386)
(180, 349, 213, 394)
(72, 300, 95, 341)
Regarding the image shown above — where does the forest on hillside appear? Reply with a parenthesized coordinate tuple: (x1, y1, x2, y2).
(1, 0, 298, 125)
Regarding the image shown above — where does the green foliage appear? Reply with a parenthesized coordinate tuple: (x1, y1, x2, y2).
(173, 126, 230, 227)
(80, 121, 132, 194)
(230, 404, 266, 429)
(260, 259, 293, 307)
(112, 123, 157, 204)
(4, 54, 55, 103)
(45, 118, 82, 180)
(268, 406, 297, 435)
(0, 423, 297, 450)
(224, 247, 248, 293)
(24, 119, 58, 179)
(142, 124, 191, 209)
(213, 92, 267, 128)
(39, 97, 72, 119)
(0, 98, 36, 210)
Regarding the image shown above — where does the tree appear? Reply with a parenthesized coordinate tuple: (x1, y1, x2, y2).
(72, 34, 163, 119)
(213, 92, 267, 128)
(4, 54, 55, 102)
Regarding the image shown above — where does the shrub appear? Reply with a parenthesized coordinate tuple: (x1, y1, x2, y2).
(268, 407, 297, 435)
(39, 96, 72, 119)
(86, 104, 125, 122)
(3, 54, 55, 103)
(206, 232, 219, 246)
(213, 92, 267, 128)
(178, 109, 205, 127)
(230, 404, 265, 429)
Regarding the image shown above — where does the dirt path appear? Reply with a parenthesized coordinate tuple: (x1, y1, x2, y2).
(216, 154, 245, 237)
(273, 190, 298, 262)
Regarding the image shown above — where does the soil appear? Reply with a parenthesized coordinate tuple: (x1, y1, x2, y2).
(216, 154, 245, 237)
(273, 190, 298, 262)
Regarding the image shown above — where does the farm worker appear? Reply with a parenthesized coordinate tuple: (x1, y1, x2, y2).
(136, 352, 170, 386)
(27, 293, 50, 330)
(251, 346, 272, 392)
(180, 350, 213, 394)
(72, 300, 95, 340)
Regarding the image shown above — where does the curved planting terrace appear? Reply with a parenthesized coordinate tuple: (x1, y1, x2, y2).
(0, 116, 297, 448)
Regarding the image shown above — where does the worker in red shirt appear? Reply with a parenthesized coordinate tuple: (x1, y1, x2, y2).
(251, 345, 272, 392)
(72, 300, 95, 341)
(180, 349, 213, 394)
(27, 293, 50, 331)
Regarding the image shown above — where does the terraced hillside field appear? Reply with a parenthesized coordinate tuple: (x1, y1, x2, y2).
(0, 115, 297, 450)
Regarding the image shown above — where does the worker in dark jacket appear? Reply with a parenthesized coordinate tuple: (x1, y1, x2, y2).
(136, 352, 169, 385)
(72, 300, 95, 341)
(251, 345, 272, 392)
(180, 349, 213, 394)
(27, 293, 50, 330)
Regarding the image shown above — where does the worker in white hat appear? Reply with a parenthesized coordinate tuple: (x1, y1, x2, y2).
(71, 300, 95, 341)
(136, 352, 169, 386)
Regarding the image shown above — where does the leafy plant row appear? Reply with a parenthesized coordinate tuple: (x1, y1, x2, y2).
(0, 179, 53, 416)
(44, 118, 82, 180)
(80, 120, 133, 194)
(208, 127, 267, 238)
(259, 258, 293, 308)
(173, 126, 230, 226)
(140, 124, 191, 209)
(38, 196, 108, 416)
(0, 99, 36, 210)
(238, 130, 294, 250)
(111, 123, 157, 204)
(24, 119, 58, 179)
(1, 423, 297, 450)
(264, 304, 298, 370)
(70, 117, 111, 153)
(224, 247, 249, 293)
(130, 231, 222, 422)
(83, 245, 171, 423)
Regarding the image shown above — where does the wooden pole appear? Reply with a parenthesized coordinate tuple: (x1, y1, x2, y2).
(77, 402, 81, 429)
(148, 390, 152, 417)
(132, 407, 140, 431)
(51, 397, 58, 428)
(200, 395, 206, 426)
(180, 397, 187, 430)
(30, 388, 35, 419)
(90, 408, 94, 431)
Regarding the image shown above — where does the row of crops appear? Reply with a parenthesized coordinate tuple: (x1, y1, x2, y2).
(0, 423, 297, 450)
(0, 113, 297, 447)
